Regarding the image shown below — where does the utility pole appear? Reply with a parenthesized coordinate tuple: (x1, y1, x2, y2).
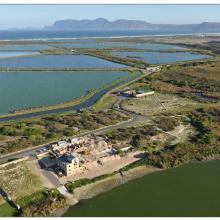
(154, 93, 167, 111)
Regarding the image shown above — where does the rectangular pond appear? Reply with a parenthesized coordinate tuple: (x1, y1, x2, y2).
(112, 51, 211, 64)
(0, 44, 54, 51)
(0, 54, 127, 69)
(0, 70, 129, 115)
(0, 51, 39, 58)
(56, 40, 186, 50)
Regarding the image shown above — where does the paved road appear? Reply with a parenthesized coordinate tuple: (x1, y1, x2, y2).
(0, 102, 146, 164)
(34, 160, 61, 188)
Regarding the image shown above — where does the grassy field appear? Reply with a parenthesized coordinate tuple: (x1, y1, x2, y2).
(0, 161, 46, 217)
(0, 190, 46, 217)
(0, 202, 18, 217)
(0, 161, 43, 204)
(121, 93, 197, 116)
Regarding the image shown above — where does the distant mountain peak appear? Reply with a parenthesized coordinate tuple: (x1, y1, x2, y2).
(44, 18, 220, 32)
(94, 18, 108, 22)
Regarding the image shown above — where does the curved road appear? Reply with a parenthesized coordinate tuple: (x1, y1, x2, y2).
(0, 99, 146, 164)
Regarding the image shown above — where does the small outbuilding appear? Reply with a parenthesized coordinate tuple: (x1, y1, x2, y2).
(134, 88, 155, 98)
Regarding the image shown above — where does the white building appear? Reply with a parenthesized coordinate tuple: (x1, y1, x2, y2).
(146, 66, 161, 72)
(135, 90, 155, 98)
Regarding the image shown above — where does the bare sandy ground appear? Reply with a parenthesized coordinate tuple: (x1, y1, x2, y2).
(28, 160, 55, 188)
(59, 151, 145, 184)
(121, 93, 196, 117)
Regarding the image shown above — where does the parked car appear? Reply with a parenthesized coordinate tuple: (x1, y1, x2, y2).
(54, 168, 64, 177)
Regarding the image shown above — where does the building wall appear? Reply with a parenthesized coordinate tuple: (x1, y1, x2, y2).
(135, 91, 155, 98)
(57, 159, 79, 176)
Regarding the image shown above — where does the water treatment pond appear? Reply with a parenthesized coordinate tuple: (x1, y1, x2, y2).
(0, 44, 53, 51)
(0, 54, 127, 69)
(57, 40, 186, 50)
(112, 51, 211, 64)
(0, 70, 129, 115)
(0, 51, 39, 58)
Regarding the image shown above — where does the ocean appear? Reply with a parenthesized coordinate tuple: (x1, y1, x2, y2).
(0, 30, 214, 40)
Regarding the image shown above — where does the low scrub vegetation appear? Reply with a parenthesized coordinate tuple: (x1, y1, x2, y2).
(106, 117, 181, 152)
(147, 107, 220, 168)
(0, 188, 67, 217)
(106, 125, 159, 144)
(65, 173, 115, 193)
(154, 116, 180, 132)
(137, 62, 220, 102)
(0, 109, 129, 155)
(19, 189, 66, 217)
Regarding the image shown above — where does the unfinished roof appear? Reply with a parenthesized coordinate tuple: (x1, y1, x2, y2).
(58, 154, 78, 164)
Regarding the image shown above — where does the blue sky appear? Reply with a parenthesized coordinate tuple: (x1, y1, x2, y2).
(0, 5, 220, 29)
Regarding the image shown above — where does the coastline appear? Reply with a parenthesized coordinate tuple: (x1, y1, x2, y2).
(52, 165, 161, 217)
(1, 32, 220, 42)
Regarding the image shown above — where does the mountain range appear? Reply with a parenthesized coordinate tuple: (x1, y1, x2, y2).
(44, 18, 220, 32)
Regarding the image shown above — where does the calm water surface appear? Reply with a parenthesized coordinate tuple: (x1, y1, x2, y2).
(0, 44, 53, 51)
(0, 30, 202, 40)
(64, 160, 220, 217)
(0, 70, 129, 115)
(0, 51, 39, 58)
(112, 51, 211, 64)
(0, 54, 127, 69)
(58, 41, 185, 50)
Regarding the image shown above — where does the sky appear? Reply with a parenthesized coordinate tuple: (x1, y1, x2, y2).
(0, 5, 220, 29)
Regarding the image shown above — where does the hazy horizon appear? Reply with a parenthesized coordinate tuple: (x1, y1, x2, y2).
(0, 5, 220, 30)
